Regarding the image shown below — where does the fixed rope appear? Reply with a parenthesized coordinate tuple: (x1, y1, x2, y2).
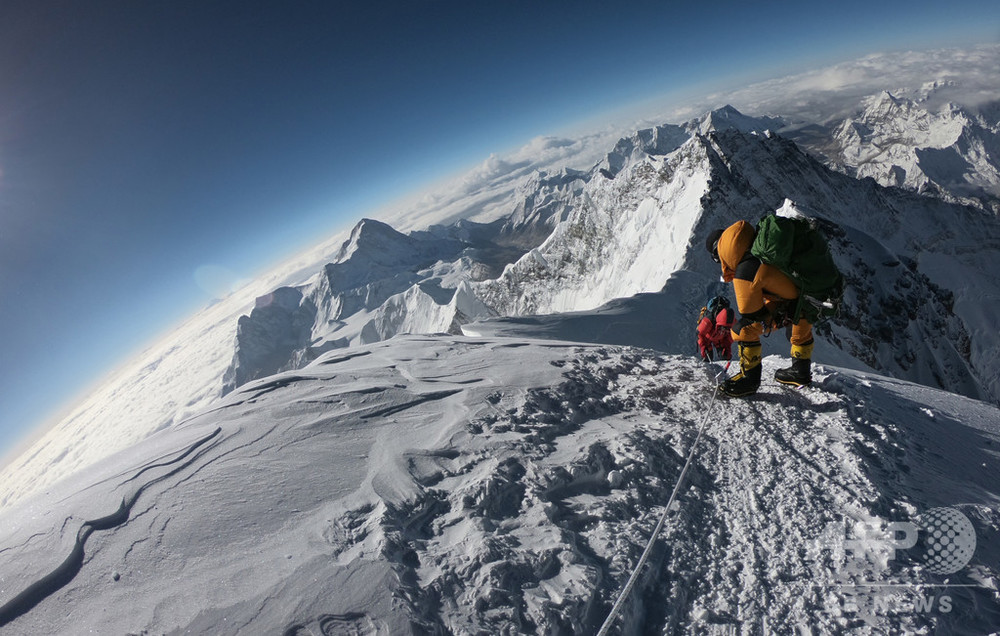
(595, 365, 725, 636)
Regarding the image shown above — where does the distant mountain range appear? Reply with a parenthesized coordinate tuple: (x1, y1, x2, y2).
(787, 88, 1000, 211)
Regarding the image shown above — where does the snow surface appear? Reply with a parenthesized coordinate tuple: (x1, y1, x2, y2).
(0, 334, 998, 634)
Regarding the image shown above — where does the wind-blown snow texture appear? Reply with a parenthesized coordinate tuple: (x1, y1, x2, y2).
(0, 336, 998, 634)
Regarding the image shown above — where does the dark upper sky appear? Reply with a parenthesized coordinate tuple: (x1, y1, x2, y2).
(0, 0, 996, 456)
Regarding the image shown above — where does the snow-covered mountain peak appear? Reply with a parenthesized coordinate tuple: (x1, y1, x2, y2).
(5, 86, 1000, 526)
(252, 285, 305, 312)
(227, 118, 1000, 409)
(810, 91, 1000, 203)
(515, 166, 589, 194)
(501, 167, 589, 242)
(851, 91, 966, 142)
(865, 90, 905, 116)
(917, 79, 958, 101)
(596, 123, 690, 178)
(335, 217, 415, 263)
(696, 104, 785, 136)
(325, 218, 470, 292)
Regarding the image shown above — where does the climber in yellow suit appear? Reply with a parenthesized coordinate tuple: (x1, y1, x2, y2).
(706, 221, 814, 396)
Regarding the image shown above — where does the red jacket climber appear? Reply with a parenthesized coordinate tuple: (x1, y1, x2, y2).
(697, 296, 734, 362)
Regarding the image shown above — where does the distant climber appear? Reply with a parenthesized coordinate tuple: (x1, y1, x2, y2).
(705, 214, 842, 397)
(697, 296, 734, 363)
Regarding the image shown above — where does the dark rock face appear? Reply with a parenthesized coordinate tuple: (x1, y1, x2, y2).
(222, 287, 316, 395)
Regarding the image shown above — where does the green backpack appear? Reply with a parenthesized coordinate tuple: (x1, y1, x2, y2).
(750, 214, 843, 322)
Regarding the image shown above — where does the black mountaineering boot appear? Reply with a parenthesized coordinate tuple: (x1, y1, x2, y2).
(775, 357, 812, 387)
(720, 342, 762, 397)
(775, 342, 813, 387)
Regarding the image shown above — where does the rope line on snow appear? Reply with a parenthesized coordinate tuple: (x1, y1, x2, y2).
(595, 366, 724, 636)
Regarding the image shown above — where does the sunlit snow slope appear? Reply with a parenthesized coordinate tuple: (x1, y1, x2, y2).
(0, 335, 997, 634)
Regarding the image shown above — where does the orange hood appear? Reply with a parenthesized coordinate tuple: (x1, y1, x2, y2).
(717, 220, 755, 282)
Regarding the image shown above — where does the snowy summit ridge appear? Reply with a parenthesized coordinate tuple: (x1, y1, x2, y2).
(696, 104, 785, 136)
(1, 336, 998, 633)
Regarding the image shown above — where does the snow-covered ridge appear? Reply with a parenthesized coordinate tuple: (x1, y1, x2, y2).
(595, 123, 689, 178)
(1, 336, 997, 633)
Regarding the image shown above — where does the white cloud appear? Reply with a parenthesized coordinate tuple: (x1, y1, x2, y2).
(719, 44, 1000, 121)
(610, 45, 1000, 128)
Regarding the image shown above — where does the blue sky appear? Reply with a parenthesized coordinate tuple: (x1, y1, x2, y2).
(0, 0, 997, 458)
